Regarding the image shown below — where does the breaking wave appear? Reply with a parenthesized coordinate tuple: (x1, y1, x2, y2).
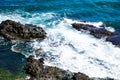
(2, 12, 119, 79)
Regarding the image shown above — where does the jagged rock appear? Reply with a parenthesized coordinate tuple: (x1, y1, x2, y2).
(24, 56, 92, 80)
(106, 30, 120, 46)
(72, 23, 120, 46)
(93, 77, 114, 80)
(25, 56, 44, 79)
(0, 20, 46, 41)
(106, 35, 120, 46)
(72, 23, 113, 38)
(25, 56, 114, 80)
(72, 72, 90, 80)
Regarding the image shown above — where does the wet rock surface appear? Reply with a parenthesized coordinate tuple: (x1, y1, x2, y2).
(25, 56, 114, 80)
(0, 20, 46, 41)
(106, 30, 120, 47)
(106, 35, 120, 46)
(0, 20, 116, 80)
(72, 23, 113, 38)
(24, 56, 92, 80)
(72, 23, 120, 46)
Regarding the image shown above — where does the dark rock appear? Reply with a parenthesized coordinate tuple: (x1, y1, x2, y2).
(93, 77, 115, 80)
(24, 56, 92, 80)
(72, 23, 120, 47)
(72, 23, 113, 38)
(25, 56, 44, 79)
(72, 72, 91, 80)
(25, 56, 114, 80)
(72, 23, 95, 31)
(112, 30, 120, 35)
(0, 20, 46, 41)
(106, 30, 120, 46)
(106, 35, 120, 46)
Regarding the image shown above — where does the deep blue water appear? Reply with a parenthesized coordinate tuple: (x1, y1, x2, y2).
(0, 0, 120, 28)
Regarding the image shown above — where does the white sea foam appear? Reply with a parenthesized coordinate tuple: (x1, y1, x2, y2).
(105, 26, 115, 32)
(0, 13, 24, 23)
(28, 18, 120, 79)
(0, 12, 55, 28)
(5, 12, 120, 79)
(64, 18, 103, 27)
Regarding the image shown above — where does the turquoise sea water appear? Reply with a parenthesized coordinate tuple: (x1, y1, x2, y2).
(0, 0, 120, 28)
(0, 0, 120, 79)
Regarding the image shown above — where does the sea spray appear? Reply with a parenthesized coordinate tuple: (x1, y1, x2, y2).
(10, 13, 120, 79)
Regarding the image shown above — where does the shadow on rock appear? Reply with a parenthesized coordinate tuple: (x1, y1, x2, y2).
(0, 20, 46, 41)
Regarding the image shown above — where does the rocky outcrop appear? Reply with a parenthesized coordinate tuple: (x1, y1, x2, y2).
(24, 56, 114, 80)
(106, 30, 120, 47)
(0, 20, 46, 41)
(24, 56, 92, 80)
(72, 23, 113, 38)
(72, 23, 120, 46)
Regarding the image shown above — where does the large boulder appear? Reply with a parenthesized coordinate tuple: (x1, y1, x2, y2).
(0, 20, 46, 41)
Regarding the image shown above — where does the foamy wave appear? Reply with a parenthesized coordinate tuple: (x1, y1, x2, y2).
(7, 12, 120, 79)
(105, 26, 115, 32)
(64, 18, 103, 27)
(0, 13, 24, 23)
(0, 12, 56, 28)
(31, 19, 120, 79)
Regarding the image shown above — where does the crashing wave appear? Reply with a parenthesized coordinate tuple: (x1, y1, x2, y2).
(3, 12, 119, 79)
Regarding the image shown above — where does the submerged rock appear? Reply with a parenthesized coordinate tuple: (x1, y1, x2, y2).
(72, 23, 120, 46)
(0, 20, 46, 41)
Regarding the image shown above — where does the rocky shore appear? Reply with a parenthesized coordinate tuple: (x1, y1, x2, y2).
(25, 56, 91, 80)
(72, 23, 120, 47)
(0, 20, 117, 80)
(24, 56, 114, 80)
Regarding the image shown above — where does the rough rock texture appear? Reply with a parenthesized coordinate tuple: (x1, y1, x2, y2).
(0, 20, 46, 41)
(72, 23, 113, 38)
(106, 30, 120, 47)
(24, 56, 114, 80)
(93, 78, 114, 80)
(106, 35, 120, 46)
(24, 56, 92, 80)
(72, 23, 120, 46)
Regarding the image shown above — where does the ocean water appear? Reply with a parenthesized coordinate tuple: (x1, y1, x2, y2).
(0, 0, 120, 79)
